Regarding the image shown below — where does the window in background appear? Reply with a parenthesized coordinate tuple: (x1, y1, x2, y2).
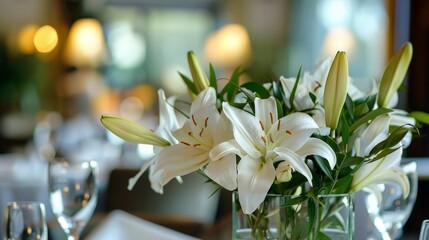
(276, 0, 389, 92)
(101, 6, 216, 97)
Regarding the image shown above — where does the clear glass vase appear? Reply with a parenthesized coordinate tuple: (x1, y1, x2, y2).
(232, 192, 354, 240)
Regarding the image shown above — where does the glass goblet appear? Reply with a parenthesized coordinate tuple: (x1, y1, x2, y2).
(48, 159, 98, 240)
(365, 161, 418, 240)
(420, 219, 429, 240)
(3, 201, 47, 240)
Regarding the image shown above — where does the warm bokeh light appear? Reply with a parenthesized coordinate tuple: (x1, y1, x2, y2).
(126, 84, 157, 111)
(64, 18, 106, 67)
(18, 25, 38, 54)
(33, 25, 58, 53)
(323, 27, 355, 56)
(119, 96, 144, 121)
(204, 24, 252, 68)
(91, 88, 121, 117)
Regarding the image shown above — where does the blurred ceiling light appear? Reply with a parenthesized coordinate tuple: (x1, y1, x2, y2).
(108, 22, 146, 69)
(204, 24, 252, 69)
(18, 25, 38, 54)
(318, 0, 352, 28)
(33, 25, 58, 54)
(64, 18, 106, 68)
(323, 27, 355, 56)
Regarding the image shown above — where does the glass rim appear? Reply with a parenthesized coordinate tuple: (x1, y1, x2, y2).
(49, 158, 98, 167)
(232, 191, 353, 198)
(6, 201, 46, 209)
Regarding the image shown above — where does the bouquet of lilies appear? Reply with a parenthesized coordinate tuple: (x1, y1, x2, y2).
(101, 42, 421, 224)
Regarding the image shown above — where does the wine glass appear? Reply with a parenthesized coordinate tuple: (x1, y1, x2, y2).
(3, 201, 47, 240)
(48, 158, 98, 240)
(420, 220, 429, 240)
(364, 160, 418, 240)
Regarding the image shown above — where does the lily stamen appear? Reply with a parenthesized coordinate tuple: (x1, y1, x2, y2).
(314, 81, 322, 92)
(192, 115, 197, 126)
(259, 121, 265, 130)
(204, 117, 209, 127)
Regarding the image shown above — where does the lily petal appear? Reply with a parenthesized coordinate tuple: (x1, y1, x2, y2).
(270, 113, 319, 151)
(101, 115, 170, 147)
(295, 138, 336, 169)
(222, 102, 264, 159)
(352, 166, 409, 198)
(237, 155, 276, 214)
(273, 147, 313, 185)
(205, 154, 237, 190)
(154, 144, 209, 186)
(209, 140, 243, 160)
(190, 87, 217, 114)
(359, 115, 391, 155)
(255, 97, 278, 133)
(352, 147, 403, 191)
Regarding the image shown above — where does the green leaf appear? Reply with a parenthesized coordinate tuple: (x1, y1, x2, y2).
(272, 80, 283, 102)
(410, 111, 429, 125)
(332, 174, 353, 194)
(370, 147, 401, 162)
(281, 195, 308, 207)
(240, 82, 271, 99)
(276, 98, 284, 118)
(209, 63, 217, 92)
(317, 231, 332, 240)
(179, 72, 198, 95)
(341, 156, 364, 168)
(349, 108, 393, 133)
(309, 92, 317, 104)
(369, 126, 409, 156)
(219, 67, 240, 103)
(289, 66, 302, 112)
(308, 198, 316, 236)
(314, 155, 334, 181)
(339, 111, 350, 150)
(354, 102, 369, 118)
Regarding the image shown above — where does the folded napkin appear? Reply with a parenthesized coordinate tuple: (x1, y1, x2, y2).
(85, 210, 200, 240)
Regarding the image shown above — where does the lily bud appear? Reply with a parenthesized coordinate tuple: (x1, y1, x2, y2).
(378, 42, 413, 108)
(188, 51, 209, 93)
(101, 115, 170, 147)
(324, 51, 349, 132)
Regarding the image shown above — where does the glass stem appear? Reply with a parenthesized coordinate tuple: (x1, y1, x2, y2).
(67, 227, 81, 240)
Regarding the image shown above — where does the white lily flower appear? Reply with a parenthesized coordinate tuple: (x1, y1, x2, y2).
(351, 115, 410, 197)
(151, 87, 239, 192)
(280, 58, 367, 112)
(222, 97, 336, 214)
(127, 89, 182, 192)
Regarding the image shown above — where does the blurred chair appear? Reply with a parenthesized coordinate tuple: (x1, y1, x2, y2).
(103, 168, 221, 238)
